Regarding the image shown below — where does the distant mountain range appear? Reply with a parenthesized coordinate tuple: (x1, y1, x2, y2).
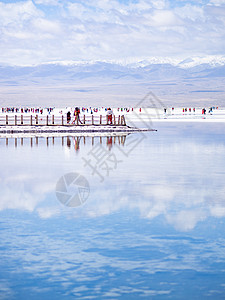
(0, 56, 225, 85)
(0, 57, 224, 108)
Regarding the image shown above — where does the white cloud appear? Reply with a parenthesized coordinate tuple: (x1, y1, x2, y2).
(209, 0, 225, 5)
(34, 0, 60, 5)
(210, 205, 225, 217)
(150, 10, 178, 27)
(174, 4, 205, 21)
(0, 1, 42, 25)
(0, 0, 224, 65)
(32, 18, 62, 35)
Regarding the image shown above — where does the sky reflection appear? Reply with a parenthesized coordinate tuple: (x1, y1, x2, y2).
(0, 124, 225, 231)
(1, 123, 225, 299)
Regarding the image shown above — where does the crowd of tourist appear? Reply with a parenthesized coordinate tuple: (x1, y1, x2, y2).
(1, 107, 54, 114)
(1, 106, 133, 113)
(0, 106, 219, 115)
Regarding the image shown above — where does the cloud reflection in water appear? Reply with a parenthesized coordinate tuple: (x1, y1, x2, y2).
(1, 124, 225, 299)
(0, 125, 225, 232)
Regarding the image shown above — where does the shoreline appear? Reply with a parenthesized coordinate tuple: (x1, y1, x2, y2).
(150, 118, 225, 122)
(0, 124, 152, 138)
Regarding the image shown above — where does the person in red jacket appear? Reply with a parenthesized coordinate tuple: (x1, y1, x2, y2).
(73, 107, 82, 124)
(107, 108, 113, 124)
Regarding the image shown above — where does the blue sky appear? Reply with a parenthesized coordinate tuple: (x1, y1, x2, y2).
(0, 0, 225, 65)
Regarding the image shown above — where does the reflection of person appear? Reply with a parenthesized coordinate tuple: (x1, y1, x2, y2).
(67, 111, 71, 123)
(73, 137, 80, 152)
(67, 136, 71, 148)
(107, 136, 113, 150)
(107, 108, 113, 124)
(73, 107, 82, 124)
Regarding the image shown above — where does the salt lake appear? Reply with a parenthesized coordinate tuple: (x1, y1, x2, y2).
(0, 122, 225, 299)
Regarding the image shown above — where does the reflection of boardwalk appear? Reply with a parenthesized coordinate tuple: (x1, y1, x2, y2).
(0, 135, 127, 149)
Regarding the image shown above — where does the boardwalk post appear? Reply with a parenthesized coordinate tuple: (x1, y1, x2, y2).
(100, 115, 102, 125)
(30, 115, 32, 126)
(46, 115, 49, 125)
(92, 115, 94, 125)
(21, 115, 23, 125)
(62, 115, 64, 125)
(36, 115, 38, 125)
(6, 115, 8, 125)
(15, 115, 17, 125)
(123, 115, 126, 125)
(83, 115, 85, 125)
(52, 115, 54, 125)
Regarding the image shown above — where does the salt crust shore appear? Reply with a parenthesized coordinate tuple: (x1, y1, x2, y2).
(0, 130, 132, 139)
(0, 124, 152, 138)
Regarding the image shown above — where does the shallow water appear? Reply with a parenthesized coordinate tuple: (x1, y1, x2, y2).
(0, 122, 225, 299)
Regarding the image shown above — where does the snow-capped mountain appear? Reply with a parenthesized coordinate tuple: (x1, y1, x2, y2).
(2, 55, 225, 69)
(178, 56, 225, 68)
(0, 56, 225, 83)
(37, 55, 225, 69)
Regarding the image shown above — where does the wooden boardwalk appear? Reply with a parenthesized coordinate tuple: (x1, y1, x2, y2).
(0, 114, 126, 126)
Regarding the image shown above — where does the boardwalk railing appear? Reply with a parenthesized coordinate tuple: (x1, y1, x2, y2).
(0, 114, 126, 126)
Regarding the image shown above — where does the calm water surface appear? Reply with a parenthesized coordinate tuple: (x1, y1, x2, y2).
(0, 122, 225, 299)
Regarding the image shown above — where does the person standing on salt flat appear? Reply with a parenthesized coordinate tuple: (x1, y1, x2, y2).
(106, 108, 113, 125)
(72, 107, 82, 124)
(67, 111, 71, 123)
